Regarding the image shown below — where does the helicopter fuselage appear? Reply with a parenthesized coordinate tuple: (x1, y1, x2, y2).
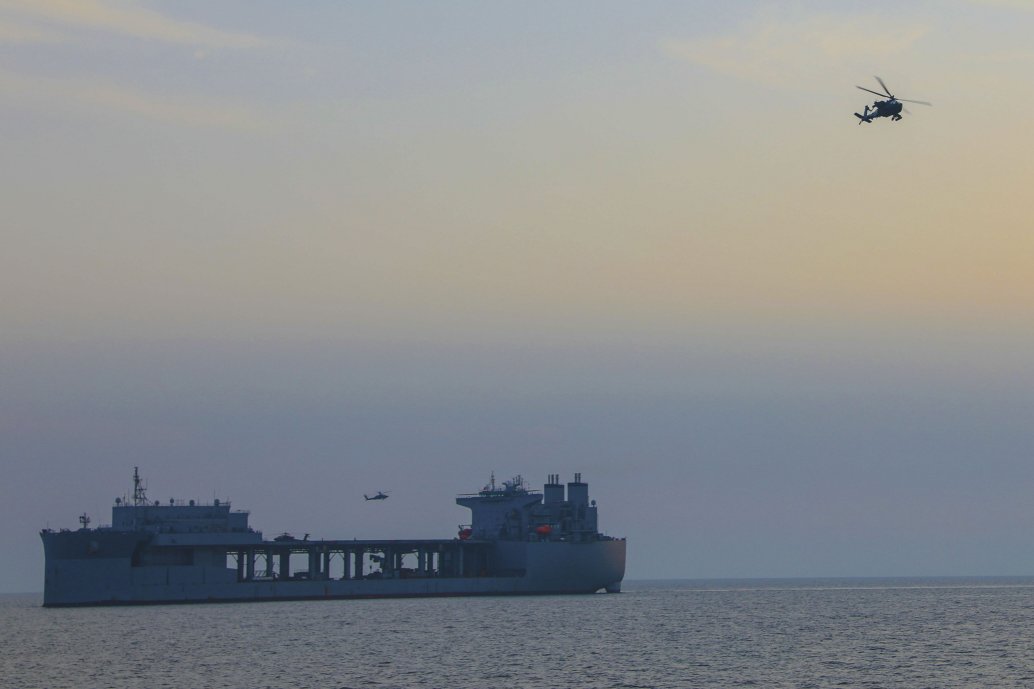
(855, 98, 903, 123)
(873, 99, 903, 118)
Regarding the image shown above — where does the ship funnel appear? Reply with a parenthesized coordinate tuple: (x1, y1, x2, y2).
(567, 473, 588, 508)
(543, 473, 564, 504)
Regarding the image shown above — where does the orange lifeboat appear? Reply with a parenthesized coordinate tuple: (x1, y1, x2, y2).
(534, 525, 552, 536)
(458, 527, 473, 540)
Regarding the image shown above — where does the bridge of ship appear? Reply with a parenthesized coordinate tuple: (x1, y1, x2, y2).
(220, 538, 495, 582)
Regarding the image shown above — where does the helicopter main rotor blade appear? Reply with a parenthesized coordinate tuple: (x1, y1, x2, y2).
(874, 76, 893, 98)
(857, 85, 890, 98)
(897, 98, 932, 106)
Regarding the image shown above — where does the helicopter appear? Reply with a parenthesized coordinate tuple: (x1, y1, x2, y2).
(854, 76, 931, 124)
(364, 491, 390, 501)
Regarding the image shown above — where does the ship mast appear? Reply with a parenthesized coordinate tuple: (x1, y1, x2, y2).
(132, 466, 148, 506)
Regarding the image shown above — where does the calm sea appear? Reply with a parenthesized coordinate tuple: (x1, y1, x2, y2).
(4, 578, 1034, 688)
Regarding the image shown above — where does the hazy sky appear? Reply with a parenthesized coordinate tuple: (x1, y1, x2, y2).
(2, 1, 1033, 592)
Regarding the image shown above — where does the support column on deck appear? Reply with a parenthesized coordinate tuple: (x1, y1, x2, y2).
(322, 549, 331, 580)
(308, 548, 320, 580)
(279, 551, 290, 579)
(237, 550, 245, 581)
(246, 549, 255, 580)
(417, 549, 426, 575)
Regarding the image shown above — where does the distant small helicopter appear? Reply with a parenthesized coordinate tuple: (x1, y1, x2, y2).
(364, 491, 390, 501)
(854, 76, 931, 124)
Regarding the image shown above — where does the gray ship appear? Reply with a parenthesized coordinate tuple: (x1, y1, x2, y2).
(40, 469, 625, 606)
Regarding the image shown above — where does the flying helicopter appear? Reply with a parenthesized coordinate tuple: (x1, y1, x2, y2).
(854, 76, 931, 124)
(364, 491, 390, 501)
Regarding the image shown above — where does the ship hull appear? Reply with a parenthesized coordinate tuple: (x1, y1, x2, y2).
(41, 533, 625, 607)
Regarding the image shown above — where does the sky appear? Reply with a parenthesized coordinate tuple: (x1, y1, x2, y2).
(1, 0, 1033, 592)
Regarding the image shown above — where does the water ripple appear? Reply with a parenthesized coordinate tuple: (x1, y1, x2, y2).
(4, 578, 1034, 688)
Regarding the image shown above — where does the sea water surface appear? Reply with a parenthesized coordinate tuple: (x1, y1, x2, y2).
(4, 578, 1034, 688)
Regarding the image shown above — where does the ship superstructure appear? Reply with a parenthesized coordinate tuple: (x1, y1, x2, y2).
(40, 469, 625, 606)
